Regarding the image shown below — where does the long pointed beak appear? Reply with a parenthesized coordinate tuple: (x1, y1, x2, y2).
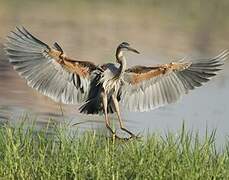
(128, 47, 140, 54)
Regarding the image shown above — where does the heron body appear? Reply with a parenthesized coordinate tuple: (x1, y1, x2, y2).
(79, 63, 122, 114)
(4, 27, 228, 139)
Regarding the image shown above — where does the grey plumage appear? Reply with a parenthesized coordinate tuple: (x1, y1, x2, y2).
(120, 50, 228, 112)
(5, 27, 94, 104)
(4, 27, 228, 139)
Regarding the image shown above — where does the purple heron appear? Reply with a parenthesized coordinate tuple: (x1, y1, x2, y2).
(4, 27, 228, 139)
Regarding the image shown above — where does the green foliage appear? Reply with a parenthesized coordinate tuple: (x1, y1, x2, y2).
(0, 123, 229, 179)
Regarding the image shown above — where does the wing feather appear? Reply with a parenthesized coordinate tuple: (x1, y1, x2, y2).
(121, 50, 228, 112)
(5, 27, 99, 104)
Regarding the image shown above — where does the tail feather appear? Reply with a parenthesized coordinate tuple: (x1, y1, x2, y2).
(78, 72, 116, 115)
(79, 97, 115, 114)
(79, 98, 102, 114)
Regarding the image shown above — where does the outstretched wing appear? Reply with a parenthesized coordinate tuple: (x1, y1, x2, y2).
(5, 27, 99, 104)
(121, 51, 228, 111)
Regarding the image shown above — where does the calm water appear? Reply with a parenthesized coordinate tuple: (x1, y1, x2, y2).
(0, 0, 229, 144)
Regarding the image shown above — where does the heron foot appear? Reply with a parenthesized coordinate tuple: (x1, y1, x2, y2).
(108, 132, 142, 141)
(112, 133, 122, 140)
(107, 133, 128, 141)
(128, 132, 142, 140)
(120, 127, 142, 140)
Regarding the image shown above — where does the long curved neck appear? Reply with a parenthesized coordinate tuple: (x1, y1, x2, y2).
(116, 48, 127, 76)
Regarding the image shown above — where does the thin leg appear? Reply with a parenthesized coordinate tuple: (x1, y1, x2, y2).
(112, 95, 137, 138)
(102, 92, 120, 139)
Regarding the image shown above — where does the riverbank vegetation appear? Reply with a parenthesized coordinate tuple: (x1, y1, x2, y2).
(0, 123, 229, 179)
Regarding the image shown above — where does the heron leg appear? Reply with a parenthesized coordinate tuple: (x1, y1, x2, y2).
(112, 95, 137, 138)
(102, 92, 120, 139)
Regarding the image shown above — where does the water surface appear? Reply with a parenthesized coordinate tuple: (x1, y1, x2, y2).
(0, 0, 229, 144)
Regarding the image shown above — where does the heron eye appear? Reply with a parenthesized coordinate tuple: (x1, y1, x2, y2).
(121, 42, 130, 46)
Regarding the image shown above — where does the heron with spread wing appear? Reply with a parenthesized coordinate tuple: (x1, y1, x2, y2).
(4, 27, 228, 139)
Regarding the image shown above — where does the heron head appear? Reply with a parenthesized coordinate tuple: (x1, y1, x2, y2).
(118, 42, 140, 54)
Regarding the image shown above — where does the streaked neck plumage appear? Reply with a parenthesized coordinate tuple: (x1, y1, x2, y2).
(116, 48, 127, 77)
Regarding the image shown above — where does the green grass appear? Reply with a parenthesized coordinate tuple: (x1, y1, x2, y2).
(0, 123, 229, 179)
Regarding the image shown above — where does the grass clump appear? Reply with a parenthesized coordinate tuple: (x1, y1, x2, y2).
(0, 123, 229, 179)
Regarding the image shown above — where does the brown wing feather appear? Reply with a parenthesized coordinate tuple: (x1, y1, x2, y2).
(126, 62, 191, 85)
(121, 51, 228, 112)
(5, 26, 99, 104)
(125, 65, 158, 73)
(47, 47, 97, 78)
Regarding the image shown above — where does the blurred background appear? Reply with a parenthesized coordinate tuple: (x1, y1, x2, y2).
(0, 0, 229, 143)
